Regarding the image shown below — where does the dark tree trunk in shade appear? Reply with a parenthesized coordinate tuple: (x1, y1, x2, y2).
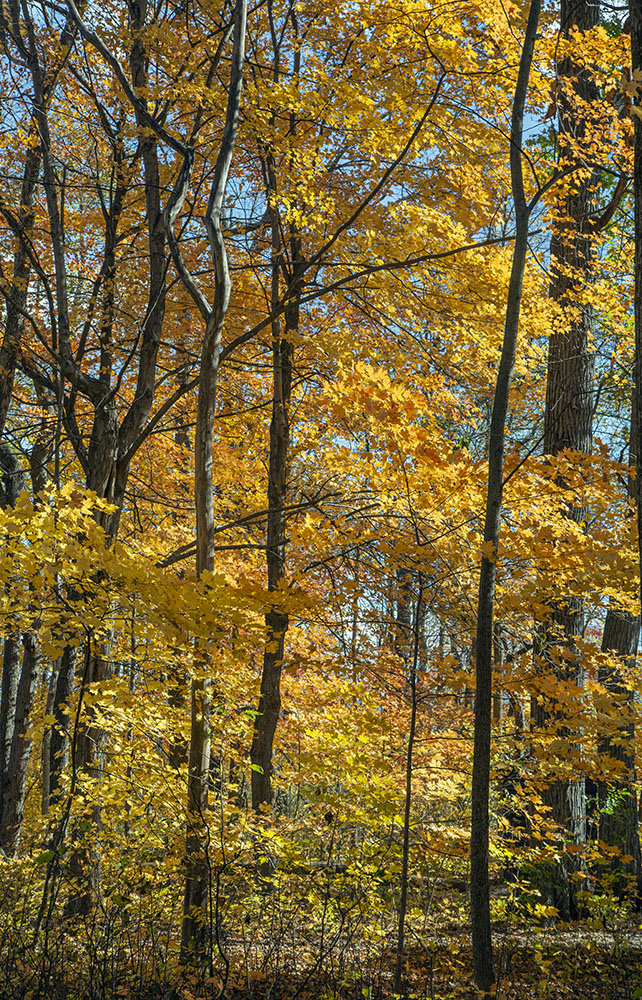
(0, 446, 25, 842)
(48, 646, 77, 807)
(0, 634, 40, 854)
(394, 567, 413, 666)
(250, 74, 305, 808)
(543, 0, 599, 467)
(0, 12, 80, 437)
(64, 647, 113, 917)
(631, 0, 642, 896)
(0, 637, 20, 823)
(394, 585, 423, 994)
(593, 378, 641, 900)
(64, 0, 168, 894)
(598, 607, 641, 900)
(535, 0, 599, 920)
(631, 0, 642, 915)
(41, 659, 60, 815)
(471, 2, 541, 992)
(250, 232, 302, 810)
(0, 444, 24, 510)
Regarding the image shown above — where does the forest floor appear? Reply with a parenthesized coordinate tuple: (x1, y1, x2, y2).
(160, 929, 642, 1000)
(397, 930, 642, 998)
(6, 919, 642, 999)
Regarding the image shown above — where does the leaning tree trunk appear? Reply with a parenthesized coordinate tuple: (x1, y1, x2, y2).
(471, 3, 541, 992)
(533, 0, 600, 920)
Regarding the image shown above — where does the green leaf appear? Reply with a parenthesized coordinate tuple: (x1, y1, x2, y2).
(111, 893, 132, 908)
(34, 850, 54, 866)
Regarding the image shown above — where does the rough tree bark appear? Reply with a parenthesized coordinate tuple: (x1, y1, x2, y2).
(0, 445, 25, 847)
(598, 599, 641, 899)
(471, 2, 541, 992)
(0, 634, 40, 854)
(250, 145, 304, 810)
(591, 352, 639, 899)
(534, 0, 600, 920)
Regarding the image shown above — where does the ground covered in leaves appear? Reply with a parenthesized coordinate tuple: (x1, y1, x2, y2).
(3, 926, 641, 1000)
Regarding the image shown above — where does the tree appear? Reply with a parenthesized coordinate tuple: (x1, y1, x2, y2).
(1, 2, 641, 996)
(630, 0, 642, 907)
(471, 1, 541, 990)
(532, 0, 601, 920)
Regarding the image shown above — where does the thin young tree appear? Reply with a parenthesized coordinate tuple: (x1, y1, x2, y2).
(471, 1, 541, 992)
(629, 0, 642, 907)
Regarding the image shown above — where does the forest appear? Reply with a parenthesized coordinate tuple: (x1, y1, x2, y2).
(3, 0, 642, 996)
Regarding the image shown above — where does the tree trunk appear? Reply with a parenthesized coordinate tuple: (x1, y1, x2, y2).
(593, 372, 641, 900)
(394, 567, 413, 666)
(471, 2, 541, 991)
(535, 0, 600, 919)
(493, 625, 503, 723)
(598, 607, 641, 899)
(250, 191, 302, 811)
(394, 584, 423, 993)
(47, 646, 77, 808)
(167, 348, 192, 770)
(0, 633, 40, 854)
(0, 446, 25, 835)
(64, 647, 111, 917)
(249, 14, 305, 803)
(631, 0, 642, 914)
(0, 637, 20, 818)
(41, 658, 60, 816)
(45, 0, 168, 912)
(0, 8, 79, 439)
(0, 142, 41, 437)
(180, 0, 247, 962)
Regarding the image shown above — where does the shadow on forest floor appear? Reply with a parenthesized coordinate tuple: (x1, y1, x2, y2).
(3, 925, 642, 1000)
